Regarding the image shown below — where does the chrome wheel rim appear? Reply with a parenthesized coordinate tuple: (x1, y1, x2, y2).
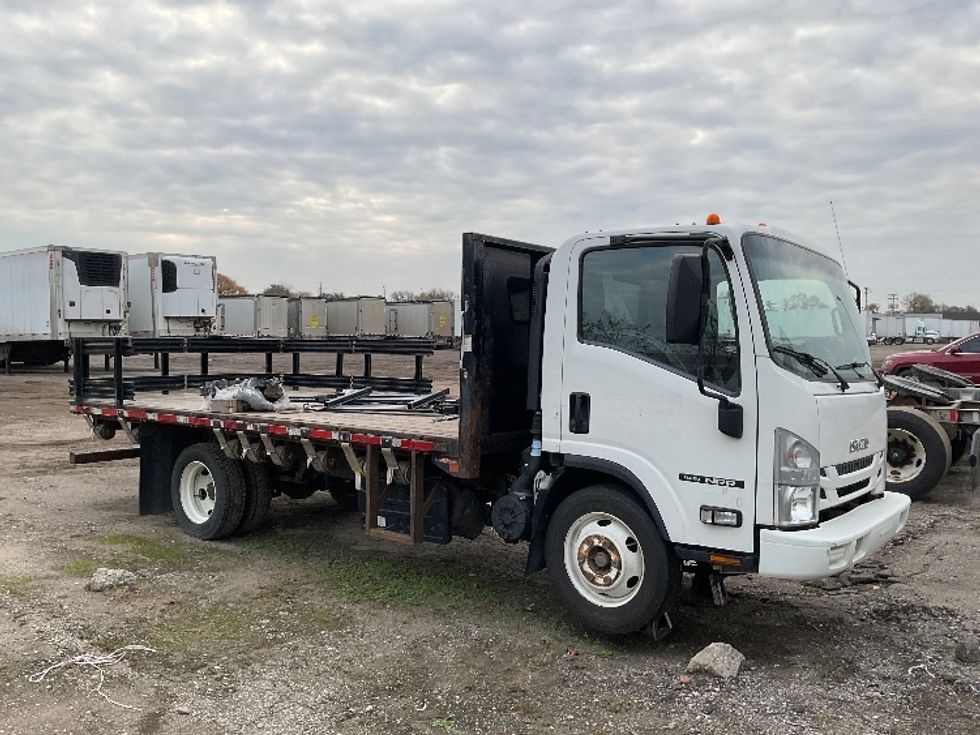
(886, 428, 927, 483)
(563, 511, 644, 608)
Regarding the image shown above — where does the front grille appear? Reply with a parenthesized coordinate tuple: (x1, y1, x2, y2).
(837, 478, 870, 497)
(835, 454, 874, 476)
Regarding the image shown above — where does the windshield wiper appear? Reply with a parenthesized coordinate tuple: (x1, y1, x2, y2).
(836, 360, 884, 388)
(772, 346, 850, 392)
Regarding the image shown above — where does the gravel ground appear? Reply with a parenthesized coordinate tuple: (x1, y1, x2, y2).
(1, 347, 979, 734)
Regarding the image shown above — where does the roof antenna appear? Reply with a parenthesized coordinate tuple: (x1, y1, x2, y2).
(829, 200, 849, 277)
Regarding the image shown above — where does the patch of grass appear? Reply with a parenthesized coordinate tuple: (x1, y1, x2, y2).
(291, 603, 346, 632)
(319, 555, 500, 606)
(64, 556, 101, 577)
(0, 574, 34, 598)
(97, 533, 185, 563)
(147, 602, 267, 656)
(432, 717, 455, 732)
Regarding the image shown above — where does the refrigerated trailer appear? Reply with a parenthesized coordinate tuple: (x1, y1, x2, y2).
(288, 297, 329, 339)
(385, 301, 456, 345)
(385, 301, 430, 337)
(218, 295, 288, 337)
(326, 297, 385, 337)
(72, 224, 910, 637)
(128, 253, 217, 337)
(0, 245, 127, 368)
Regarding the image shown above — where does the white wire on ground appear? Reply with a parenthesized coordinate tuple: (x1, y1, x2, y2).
(29, 645, 157, 710)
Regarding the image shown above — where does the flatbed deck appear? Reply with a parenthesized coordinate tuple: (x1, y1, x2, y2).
(73, 391, 460, 454)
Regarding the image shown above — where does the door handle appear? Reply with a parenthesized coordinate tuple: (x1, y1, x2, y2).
(569, 392, 591, 434)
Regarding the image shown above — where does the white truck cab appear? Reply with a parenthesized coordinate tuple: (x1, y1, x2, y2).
(506, 220, 911, 633)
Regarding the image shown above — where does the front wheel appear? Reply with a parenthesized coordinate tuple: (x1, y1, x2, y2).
(886, 407, 951, 499)
(545, 485, 678, 636)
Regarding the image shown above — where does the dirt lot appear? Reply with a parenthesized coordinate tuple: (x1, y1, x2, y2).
(1, 347, 979, 734)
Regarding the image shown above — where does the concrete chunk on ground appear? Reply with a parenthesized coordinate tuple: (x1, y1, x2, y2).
(686, 642, 745, 679)
(86, 567, 138, 592)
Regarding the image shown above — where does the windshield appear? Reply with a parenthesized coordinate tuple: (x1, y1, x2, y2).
(743, 234, 874, 383)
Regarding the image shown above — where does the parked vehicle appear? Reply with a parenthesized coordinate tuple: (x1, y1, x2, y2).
(0, 245, 127, 369)
(128, 253, 217, 337)
(884, 364, 980, 499)
(71, 222, 910, 637)
(880, 323, 942, 346)
(385, 300, 456, 345)
(325, 297, 385, 337)
(218, 295, 289, 337)
(881, 333, 980, 382)
(288, 297, 329, 339)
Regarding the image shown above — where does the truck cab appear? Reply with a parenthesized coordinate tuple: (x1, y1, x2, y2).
(467, 221, 911, 634)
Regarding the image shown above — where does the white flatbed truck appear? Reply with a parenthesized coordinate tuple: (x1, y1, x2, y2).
(72, 223, 910, 637)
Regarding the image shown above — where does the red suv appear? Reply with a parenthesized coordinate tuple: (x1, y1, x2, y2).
(880, 332, 980, 382)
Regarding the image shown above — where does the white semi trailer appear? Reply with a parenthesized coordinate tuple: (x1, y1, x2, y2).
(288, 297, 329, 339)
(385, 300, 456, 345)
(75, 221, 909, 638)
(0, 245, 127, 369)
(217, 295, 289, 337)
(325, 297, 385, 337)
(128, 254, 217, 337)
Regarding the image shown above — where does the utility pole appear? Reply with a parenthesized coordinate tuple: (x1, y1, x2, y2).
(863, 287, 870, 310)
(888, 293, 899, 313)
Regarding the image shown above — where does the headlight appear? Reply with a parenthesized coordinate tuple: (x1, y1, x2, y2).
(774, 428, 820, 528)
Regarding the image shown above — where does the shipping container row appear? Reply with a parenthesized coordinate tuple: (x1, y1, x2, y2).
(1, 244, 457, 370)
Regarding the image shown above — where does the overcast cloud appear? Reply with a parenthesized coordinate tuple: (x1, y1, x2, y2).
(0, 0, 977, 305)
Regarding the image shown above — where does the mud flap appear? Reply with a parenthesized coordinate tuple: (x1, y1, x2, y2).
(138, 423, 200, 515)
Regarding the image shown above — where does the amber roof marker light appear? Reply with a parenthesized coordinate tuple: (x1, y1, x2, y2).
(705, 213, 721, 225)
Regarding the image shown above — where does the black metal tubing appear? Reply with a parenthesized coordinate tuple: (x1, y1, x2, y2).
(113, 338, 125, 407)
(74, 336, 435, 357)
(75, 373, 431, 395)
(71, 336, 436, 406)
(72, 338, 85, 403)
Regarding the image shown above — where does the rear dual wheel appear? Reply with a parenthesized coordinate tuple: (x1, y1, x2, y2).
(545, 485, 679, 636)
(172, 443, 272, 539)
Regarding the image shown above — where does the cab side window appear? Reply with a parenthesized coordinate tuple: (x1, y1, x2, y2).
(579, 244, 740, 394)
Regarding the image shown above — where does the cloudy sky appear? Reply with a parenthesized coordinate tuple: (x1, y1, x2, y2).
(1, 0, 977, 306)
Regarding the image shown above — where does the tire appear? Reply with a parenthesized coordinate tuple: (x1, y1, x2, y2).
(882, 337, 894, 346)
(895, 337, 905, 345)
(886, 407, 952, 500)
(238, 461, 273, 534)
(171, 443, 246, 539)
(925, 338, 935, 345)
(545, 485, 678, 636)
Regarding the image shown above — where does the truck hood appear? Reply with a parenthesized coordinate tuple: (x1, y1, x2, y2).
(881, 347, 943, 371)
(816, 391, 886, 467)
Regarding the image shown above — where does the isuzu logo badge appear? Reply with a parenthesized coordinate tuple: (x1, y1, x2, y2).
(849, 437, 870, 453)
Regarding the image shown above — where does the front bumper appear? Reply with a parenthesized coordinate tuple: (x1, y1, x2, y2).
(757, 491, 911, 580)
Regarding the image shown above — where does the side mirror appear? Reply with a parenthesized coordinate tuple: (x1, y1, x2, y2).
(949, 346, 961, 355)
(666, 254, 704, 344)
